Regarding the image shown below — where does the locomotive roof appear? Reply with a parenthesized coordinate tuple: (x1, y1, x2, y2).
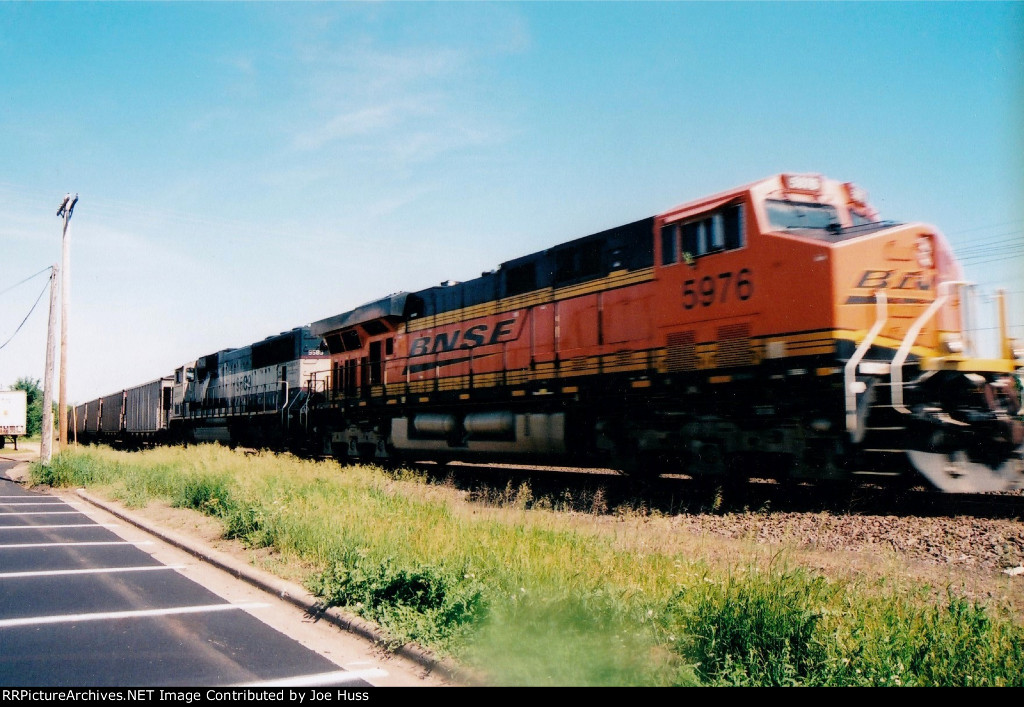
(310, 293, 413, 338)
(309, 173, 875, 339)
(312, 215, 657, 335)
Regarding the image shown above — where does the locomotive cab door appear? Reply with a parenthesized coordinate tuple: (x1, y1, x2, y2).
(369, 340, 383, 386)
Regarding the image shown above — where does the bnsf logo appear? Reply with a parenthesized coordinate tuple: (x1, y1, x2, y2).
(409, 318, 518, 357)
(855, 270, 932, 290)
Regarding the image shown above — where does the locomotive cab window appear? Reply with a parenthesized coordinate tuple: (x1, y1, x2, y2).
(765, 199, 840, 232)
(661, 225, 678, 265)
(849, 208, 877, 227)
(664, 203, 744, 264)
(341, 329, 362, 352)
(722, 203, 743, 249)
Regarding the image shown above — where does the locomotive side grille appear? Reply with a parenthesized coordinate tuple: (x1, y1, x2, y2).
(666, 331, 697, 371)
(717, 323, 753, 367)
(438, 375, 470, 392)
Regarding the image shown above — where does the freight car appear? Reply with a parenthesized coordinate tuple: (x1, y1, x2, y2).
(73, 378, 172, 446)
(124, 377, 173, 441)
(302, 173, 1023, 493)
(98, 390, 125, 442)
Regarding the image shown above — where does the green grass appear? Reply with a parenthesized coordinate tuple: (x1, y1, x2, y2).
(31, 445, 1024, 686)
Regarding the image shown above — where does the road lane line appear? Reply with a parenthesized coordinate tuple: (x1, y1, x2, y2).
(0, 511, 86, 516)
(0, 541, 154, 549)
(0, 502, 69, 505)
(0, 602, 270, 629)
(0, 523, 120, 529)
(234, 669, 389, 687)
(0, 565, 185, 579)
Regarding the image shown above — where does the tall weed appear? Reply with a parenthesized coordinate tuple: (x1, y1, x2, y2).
(661, 567, 830, 685)
(660, 568, 1024, 686)
(308, 553, 486, 650)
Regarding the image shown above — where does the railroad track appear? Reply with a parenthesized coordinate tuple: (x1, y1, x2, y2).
(397, 458, 1024, 520)
(395, 459, 1024, 575)
(893, 488, 1024, 520)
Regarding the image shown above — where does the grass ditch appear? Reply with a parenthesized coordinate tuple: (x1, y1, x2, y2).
(32, 445, 1024, 686)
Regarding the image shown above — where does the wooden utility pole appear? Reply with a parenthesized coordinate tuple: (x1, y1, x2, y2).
(40, 265, 59, 465)
(56, 193, 77, 450)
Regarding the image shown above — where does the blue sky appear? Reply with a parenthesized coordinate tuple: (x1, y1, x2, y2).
(1, 1, 1022, 403)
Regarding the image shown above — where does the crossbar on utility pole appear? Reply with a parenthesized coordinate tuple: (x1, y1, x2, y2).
(56, 193, 77, 451)
(40, 265, 59, 465)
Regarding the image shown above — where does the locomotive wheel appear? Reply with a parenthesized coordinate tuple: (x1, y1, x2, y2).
(906, 448, 1024, 494)
(907, 374, 1024, 493)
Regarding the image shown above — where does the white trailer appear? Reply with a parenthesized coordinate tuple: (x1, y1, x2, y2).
(0, 390, 28, 450)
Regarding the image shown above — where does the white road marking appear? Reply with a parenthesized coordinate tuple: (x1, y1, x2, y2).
(0, 602, 270, 629)
(0, 523, 120, 530)
(233, 669, 389, 687)
(0, 564, 185, 579)
(0, 501, 69, 505)
(0, 541, 154, 549)
(0, 511, 86, 516)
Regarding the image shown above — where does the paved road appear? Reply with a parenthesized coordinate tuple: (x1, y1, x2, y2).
(0, 457, 441, 688)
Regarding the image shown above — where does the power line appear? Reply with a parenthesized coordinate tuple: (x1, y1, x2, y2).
(961, 247, 1024, 260)
(955, 234, 1024, 256)
(946, 218, 1024, 237)
(960, 254, 1024, 266)
(951, 227, 1024, 247)
(960, 253, 1024, 267)
(0, 271, 51, 352)
(958, 242, 1024, 263)
(0, 266, 52, 297)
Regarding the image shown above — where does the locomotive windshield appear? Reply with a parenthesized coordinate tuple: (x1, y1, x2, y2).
(765, 199, 841, 232)
(765, 198, 893, 242)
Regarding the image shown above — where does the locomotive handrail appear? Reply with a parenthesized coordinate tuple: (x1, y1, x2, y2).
(845, 290, 887, 441)
(891, 280, 968, 415)
(998, 289, 1011, 361)
(299, 377, 316, 430)
(279, 381, 290, 427)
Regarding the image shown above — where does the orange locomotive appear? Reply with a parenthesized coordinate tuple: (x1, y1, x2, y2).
(307, 174, 1023, 493)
